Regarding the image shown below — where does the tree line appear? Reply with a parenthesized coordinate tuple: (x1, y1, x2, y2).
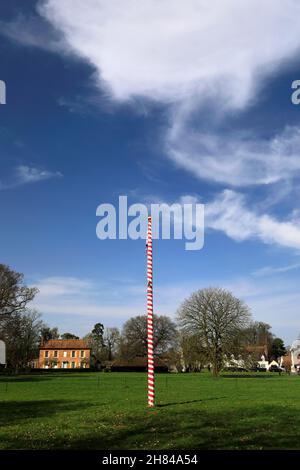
(0, 264, 287, 374)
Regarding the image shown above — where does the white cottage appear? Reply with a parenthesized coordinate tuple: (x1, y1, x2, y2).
(290, 339, 300, 373)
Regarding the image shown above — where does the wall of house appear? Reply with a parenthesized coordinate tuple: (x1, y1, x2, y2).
(291, 349, 300, 372)
(38, 349, 90, 368)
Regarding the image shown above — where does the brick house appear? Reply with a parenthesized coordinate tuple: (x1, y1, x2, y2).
(39, 339, 91, 369)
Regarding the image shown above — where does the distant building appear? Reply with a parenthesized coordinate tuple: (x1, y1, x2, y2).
(39, 339, 91, 369)
(279, 340, 300, 374)
(245, 345, 269, 369)
(288, 339, 300, 373)
(224, 345, 269, 370)
(110, 356, 168, 372)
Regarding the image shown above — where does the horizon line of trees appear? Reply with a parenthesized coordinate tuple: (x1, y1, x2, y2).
(0, 263, 289, 373)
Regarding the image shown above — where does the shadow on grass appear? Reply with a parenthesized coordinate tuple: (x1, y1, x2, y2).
(157, 396, 227, 407)
(60, 404, 300, 450)
(220, 374, 282, 379)
(3, 400, 300, 450)
(0, 400, 99, 426)
(0, 376, 54, 383)
(3, 403, 300, 450)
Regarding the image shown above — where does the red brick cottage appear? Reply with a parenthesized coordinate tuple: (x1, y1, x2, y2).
(39, 339, 91, 369)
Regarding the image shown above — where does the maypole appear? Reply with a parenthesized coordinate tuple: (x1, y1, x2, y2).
(146, 216, 155, 407)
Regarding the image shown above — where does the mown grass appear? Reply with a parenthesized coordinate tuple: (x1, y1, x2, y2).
(0, 371, 300, 449)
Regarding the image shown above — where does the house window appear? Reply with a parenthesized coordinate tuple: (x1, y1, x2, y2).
(71, 351, 75, 358)
(54, 351, 58, 358)
(63, 351, 67, 357)
(80, 362, 86, 368)
(45, 351, 49, 358)
(71, 361, 76, 368)
(80, 350, 85, 358)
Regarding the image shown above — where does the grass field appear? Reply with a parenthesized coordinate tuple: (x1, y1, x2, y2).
(1, 371, 300, 450)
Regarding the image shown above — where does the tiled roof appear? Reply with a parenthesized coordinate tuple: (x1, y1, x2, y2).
(40, 339, 90, 350)
(245, 345, 267, 354)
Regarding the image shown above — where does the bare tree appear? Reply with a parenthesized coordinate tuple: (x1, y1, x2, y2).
(40, 326, 60, 344)
(177, 287, 251, 376)
(180, 333, 207, 372)
(0, 309, 44, 370)
(0, 264, 38, 317)
(84, 323, 106, 365)
(103, 327, 120, 360)
(121, 314, 178, 358)
(242, 321, 274, 356)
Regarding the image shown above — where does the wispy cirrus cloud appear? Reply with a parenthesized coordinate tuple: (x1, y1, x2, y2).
(253, 263, 300, 277)
(167, 123, 300, 187)
(0, 12, 65, 51)
(0, 165, 62, 190)
(204, 190, 300, 251)
(175, 190, 300, 251)
(31, 275, 145, 324)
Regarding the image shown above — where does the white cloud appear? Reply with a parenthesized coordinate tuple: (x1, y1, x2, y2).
(204, 190, 300, 250)
(34, 276, 95, 296)
(175, 190, 300, 251)
(31, 275, 197, 324)
(15, 165, 62, 184)
(0, 165, 62, 190)
(39, 0, 300, 108)
(253, 263, 300, 277)
(167, 124, 300, 187)
(31, 275, 144, 319)
(132, 189, 300, 252)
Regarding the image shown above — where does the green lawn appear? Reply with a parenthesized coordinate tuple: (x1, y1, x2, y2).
(0, 371, 300, 450)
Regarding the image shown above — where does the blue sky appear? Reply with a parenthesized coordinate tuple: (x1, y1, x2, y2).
(1, 0, 300, 344)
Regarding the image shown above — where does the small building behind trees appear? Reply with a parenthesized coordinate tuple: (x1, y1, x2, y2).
(110, 356, 169, 372)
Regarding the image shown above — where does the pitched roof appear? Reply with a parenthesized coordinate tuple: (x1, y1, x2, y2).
(245, 345, 268, 354)
(40, 339, 90, 350)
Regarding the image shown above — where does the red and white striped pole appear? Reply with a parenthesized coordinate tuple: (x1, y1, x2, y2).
(146, 216, 155, 407)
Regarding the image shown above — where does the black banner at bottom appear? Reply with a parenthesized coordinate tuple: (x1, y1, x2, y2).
(0, 449, 299, 466)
